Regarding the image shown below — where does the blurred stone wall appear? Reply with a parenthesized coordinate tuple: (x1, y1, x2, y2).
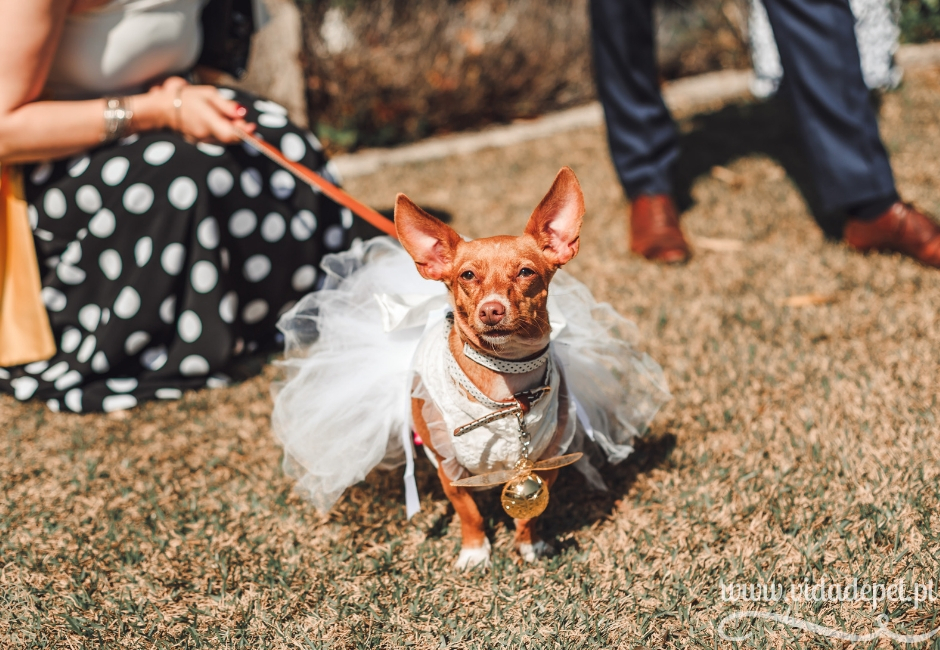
(298, 0, 594, 151)
(237, 0, 310, 127)
(295, 0, 750, 152)
(238, 0, 750, 152)
(240, 1, 937, 154)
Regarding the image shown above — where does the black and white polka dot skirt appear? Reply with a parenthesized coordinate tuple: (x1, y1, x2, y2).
(0, 89, 353, 413)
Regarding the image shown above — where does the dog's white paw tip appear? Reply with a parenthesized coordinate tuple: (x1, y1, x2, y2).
(455, 539, 491, 570)
(517, 540, 554, 563)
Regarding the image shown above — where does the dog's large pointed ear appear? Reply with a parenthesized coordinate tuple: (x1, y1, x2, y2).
(395, 194, 462, 281)
(524, 167, 585, 267)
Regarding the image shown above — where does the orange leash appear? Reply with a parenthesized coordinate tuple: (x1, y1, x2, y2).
(237, 130, 398, 239)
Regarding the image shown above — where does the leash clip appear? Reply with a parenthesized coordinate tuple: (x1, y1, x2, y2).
(451, 386, 552, 438)
(453, 404, 523, 438)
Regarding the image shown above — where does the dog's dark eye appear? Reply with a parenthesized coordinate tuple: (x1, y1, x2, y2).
(460, 270, 476, 281)
(518, 268, 535, 278)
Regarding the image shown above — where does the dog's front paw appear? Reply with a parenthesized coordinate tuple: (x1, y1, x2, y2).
(455, 538, 491, 570)
(516, 539, 554, 563)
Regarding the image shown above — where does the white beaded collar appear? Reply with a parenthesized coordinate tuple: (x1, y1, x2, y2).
(461, 341, 550, 374)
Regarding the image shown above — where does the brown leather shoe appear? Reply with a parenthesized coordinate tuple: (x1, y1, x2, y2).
(628, 194, 691, 263)
(844, 202, 940, 268)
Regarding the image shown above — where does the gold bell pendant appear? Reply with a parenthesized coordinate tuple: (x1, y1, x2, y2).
(501, 471, 549, 519)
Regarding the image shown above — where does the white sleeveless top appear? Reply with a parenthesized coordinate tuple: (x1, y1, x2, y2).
(45, 0, 206, 99)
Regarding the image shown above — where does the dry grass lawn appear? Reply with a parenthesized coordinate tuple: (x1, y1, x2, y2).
(3, 67, 940, 648)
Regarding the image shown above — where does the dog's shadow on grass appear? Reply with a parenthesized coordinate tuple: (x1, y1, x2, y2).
(543, 431, 677, 543)
(414, 430, 678, 546)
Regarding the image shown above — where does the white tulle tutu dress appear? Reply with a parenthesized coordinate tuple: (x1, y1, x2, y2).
(271, 237, 671, 517)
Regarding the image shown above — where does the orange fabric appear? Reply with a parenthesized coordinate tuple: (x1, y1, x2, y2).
(0, 165, 56, 366)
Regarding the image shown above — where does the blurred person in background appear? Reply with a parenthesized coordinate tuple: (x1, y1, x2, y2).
(591, 0, 940, 267)
(750, 0, 903, 97)
(0, 0, 354, 413)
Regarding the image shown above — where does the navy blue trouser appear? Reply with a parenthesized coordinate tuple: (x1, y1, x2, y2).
(591, 0, 898, 218)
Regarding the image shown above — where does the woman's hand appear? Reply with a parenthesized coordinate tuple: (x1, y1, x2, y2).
(0, 1, 258, 163)
(150, 77, 256, 144)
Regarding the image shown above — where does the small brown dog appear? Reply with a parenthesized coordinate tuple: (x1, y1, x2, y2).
(395, 167, 584, 568)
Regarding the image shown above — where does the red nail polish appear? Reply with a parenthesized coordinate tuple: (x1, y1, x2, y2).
(236, 105, 247, 117)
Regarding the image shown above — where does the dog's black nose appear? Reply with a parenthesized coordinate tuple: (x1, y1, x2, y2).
(479, 302, 505, 325)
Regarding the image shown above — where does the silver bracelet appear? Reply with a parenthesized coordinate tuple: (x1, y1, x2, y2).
(102, 96, 133, 143)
